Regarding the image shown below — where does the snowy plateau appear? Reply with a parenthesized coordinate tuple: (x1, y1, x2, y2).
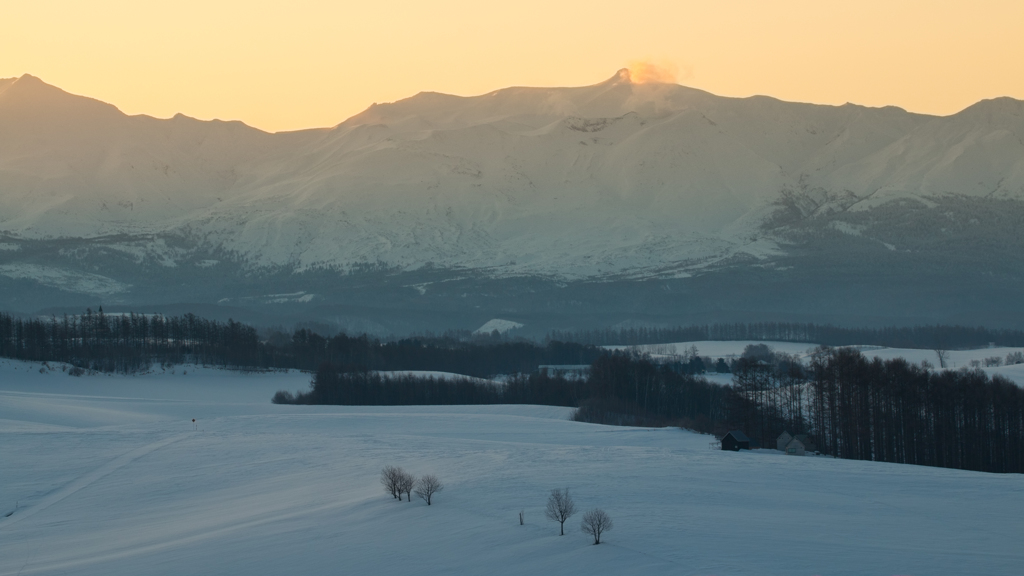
(2, 359, 1023, 576)
(1, 71, 1024, 331)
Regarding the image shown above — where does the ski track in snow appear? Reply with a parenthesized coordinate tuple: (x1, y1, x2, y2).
(0, 433, 190, 530)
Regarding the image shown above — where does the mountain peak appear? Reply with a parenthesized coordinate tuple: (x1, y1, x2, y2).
(0, 74, 122, 120)
(956, 96, 1023, 116)
(613, 68, 633, 84)
(2, 73, 63, 97)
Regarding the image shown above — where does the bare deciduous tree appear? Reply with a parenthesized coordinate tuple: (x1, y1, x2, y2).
(580, 509, 613, 544)
(381, 465, 402, 500)
(934, 349, 950, 369)
(544, 488, 577, 536)
(398, 470, 417, 502)
(414, 474, 444, 505)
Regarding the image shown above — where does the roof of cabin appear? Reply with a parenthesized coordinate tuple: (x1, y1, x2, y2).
(725, 430, 750, 442)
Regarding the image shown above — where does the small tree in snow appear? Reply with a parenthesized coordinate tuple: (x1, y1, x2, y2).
(580, 509, 613, 544)
(381, 465, 403, 500)
(398, 470, 417, 502)
(414, 474, 444, 505)
(544, 488, 577, 536)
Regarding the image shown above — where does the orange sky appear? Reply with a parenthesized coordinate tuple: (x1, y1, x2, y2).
(4, 0, 1022, 133)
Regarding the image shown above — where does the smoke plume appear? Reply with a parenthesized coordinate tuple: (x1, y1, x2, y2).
(627, 61, 679, 84)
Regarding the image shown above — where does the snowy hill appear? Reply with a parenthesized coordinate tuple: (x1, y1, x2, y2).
(2, 72, 1023, 329)
(1, 362, 1022, 575)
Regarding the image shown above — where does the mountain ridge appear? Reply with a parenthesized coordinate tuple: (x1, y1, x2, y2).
(1, 73, 1023, 331)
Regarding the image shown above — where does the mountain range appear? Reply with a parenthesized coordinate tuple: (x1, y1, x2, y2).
(1, 70, 1022, 334)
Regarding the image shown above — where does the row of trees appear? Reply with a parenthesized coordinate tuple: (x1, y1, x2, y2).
(972, 351, 1024, 368)
(544, 488, 612, 545)
(0, 309, 599, 376)
(292, 348, 1024, 474)
(0, 309, 262, 373)
(376, 476, 613, 545)
(278, 354, 743, 435)
(730, 346, 1024, 473)
(380, 466, 444, 505)
(549, 322, 1024, 349)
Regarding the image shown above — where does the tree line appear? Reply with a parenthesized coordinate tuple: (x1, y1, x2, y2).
(0, 309, 598, 375)
(275, 353, 742, 435)
(0, 309, 262, 373)
(729, 346, 1024, 474)
(548, 322, 1024, 349)
(280, 348, 1024, 474)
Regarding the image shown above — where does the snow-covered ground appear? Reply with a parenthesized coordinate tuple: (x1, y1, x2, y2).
(613, 341, 1024, 385)
(2, 360, 1022, 575)
(375, 370, 501, 385)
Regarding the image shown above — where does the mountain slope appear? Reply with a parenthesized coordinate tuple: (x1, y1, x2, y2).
(1, 71, 1022, 329)
(0, 74, 322, 237)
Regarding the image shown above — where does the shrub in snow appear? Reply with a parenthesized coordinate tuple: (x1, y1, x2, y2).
(271, 391, 295, 404)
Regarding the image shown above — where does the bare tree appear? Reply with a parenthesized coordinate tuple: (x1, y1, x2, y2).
(580, 509, 613, 544)
(380, 465, 402, 500)
(934, 349, 949, 369)
(544, 488, 577, 535)
(398, 470, 417, 502)
(414, 474, 444, 505)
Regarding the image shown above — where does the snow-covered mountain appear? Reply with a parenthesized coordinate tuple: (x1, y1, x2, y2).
(1, 71, 1022, 330)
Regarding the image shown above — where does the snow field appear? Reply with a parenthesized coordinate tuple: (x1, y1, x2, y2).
(1, 361, 1022, 575)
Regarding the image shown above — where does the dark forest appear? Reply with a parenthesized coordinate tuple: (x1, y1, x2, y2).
(0, 309, 597, 375)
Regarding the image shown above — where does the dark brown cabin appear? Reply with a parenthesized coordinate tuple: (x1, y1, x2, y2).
(721, 430, 750, 451)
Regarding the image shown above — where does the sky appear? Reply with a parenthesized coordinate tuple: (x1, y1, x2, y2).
(3, 1, 1022, 133)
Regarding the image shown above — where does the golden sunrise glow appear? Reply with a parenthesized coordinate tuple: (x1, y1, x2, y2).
(3, 0, 1022, 132)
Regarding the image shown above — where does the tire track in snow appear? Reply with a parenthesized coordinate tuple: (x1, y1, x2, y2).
(0, 495, 375, 576)
(0, 433, 190, 530)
